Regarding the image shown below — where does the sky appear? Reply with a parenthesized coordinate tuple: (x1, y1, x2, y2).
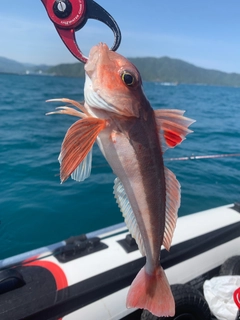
(1, 1, 240, 73)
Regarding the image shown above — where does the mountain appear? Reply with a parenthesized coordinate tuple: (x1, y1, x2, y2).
(47, 63, 85, 78)
(130, 57, 240, 87)
(2, 55, 240, 87)
(0, 57, 26, 74)
(0, 57, 51, 74)
(47, 57, 240, 87)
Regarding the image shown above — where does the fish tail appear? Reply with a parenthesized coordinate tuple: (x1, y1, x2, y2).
(126, 265, 175, 317)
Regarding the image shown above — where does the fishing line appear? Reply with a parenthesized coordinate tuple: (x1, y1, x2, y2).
(165, 153, 240, 161)
(90, 153, 240, 169)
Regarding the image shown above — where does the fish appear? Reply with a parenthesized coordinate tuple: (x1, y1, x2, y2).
(46, 43, 195, 317)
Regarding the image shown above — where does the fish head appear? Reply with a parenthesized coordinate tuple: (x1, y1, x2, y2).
(84, 43, 146, 118)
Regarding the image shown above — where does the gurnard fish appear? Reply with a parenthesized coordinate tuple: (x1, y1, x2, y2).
(47, 43, 194, 317)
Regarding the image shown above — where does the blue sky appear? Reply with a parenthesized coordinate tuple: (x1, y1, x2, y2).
(1, 1, 240, 72)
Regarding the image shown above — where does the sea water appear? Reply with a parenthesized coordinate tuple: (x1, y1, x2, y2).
(0, 74, 240, 259)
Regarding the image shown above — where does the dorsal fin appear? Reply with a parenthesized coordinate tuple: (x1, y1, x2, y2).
(113, 178, 145, 256)
(163, 167, 181, 251)
(154, 109, 195, 151)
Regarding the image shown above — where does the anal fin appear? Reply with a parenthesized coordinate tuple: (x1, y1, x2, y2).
(114, 178, 145, 256)
(163, 167, 180, 251)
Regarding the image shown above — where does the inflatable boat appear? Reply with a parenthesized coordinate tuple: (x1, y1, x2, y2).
(0, 203, 239, 320)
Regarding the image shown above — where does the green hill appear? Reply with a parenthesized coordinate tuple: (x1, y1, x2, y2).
(131, 57, 240, 86)
(47, 63, 85, 78)
(47, 57, 240, 87)
(2, 55, 240, 87)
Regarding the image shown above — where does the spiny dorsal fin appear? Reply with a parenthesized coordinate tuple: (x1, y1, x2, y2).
(113, 177, 146, 256)
(163, 167, 181, 251)
(60, 117, 106, 183)
(154, 109, 195, 151)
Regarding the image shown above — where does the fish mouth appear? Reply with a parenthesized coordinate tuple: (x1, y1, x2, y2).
(84, 43, 118, 115)
(85, 43, 110, 78)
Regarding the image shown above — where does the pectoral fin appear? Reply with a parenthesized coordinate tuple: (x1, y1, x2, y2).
(59, 117, 106, 183)
(154, 109, 195, 151)
(59, 147, 93, 182)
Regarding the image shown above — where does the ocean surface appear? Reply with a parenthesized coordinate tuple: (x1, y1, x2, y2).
(1, 73, 240, 259)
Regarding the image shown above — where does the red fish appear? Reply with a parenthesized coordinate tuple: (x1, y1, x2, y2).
(47, 43, 194, 316)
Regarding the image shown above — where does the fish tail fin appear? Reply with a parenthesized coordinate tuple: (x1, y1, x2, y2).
(126, 265, 175, 317)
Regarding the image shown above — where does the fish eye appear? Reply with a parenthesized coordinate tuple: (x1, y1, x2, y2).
(121, 71, 135, 86)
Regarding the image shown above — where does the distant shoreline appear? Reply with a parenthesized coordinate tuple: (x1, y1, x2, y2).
(2, 55, 240, 87)
(2, 72, 240, 88)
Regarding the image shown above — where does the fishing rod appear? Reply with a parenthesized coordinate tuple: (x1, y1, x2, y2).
(165, 153, 240, 161)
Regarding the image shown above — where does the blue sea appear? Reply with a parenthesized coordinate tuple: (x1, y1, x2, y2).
(1, 74, 240, 259)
